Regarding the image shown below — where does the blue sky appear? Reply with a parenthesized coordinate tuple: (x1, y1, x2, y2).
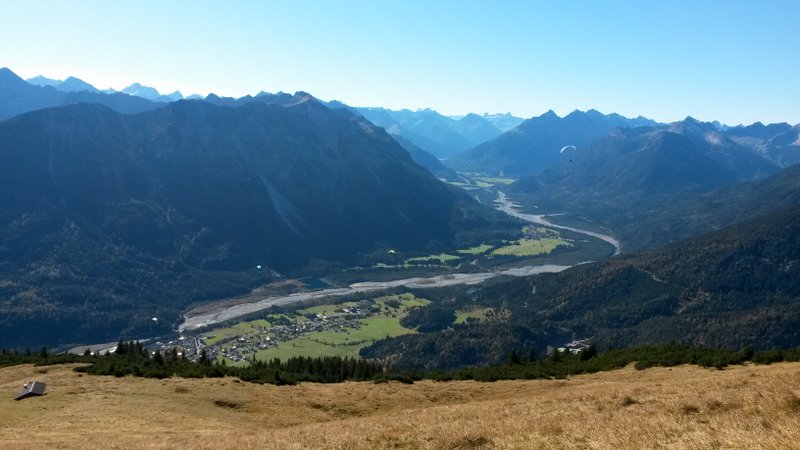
(1, 0, 798, 124)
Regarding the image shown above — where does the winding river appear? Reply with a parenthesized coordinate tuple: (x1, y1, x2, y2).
(494, 192, 621, 255)
(178, 192, 619, 332)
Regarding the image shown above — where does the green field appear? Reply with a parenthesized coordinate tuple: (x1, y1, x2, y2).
(211, 294, 430, 363)
(253, 316, 415, 360)
(300, 302, 359, 317)
(491, 238, 571, 257)
(202, 319, 271, 345)
(372, 293, 430, 311)
(454, 307, 492, 324)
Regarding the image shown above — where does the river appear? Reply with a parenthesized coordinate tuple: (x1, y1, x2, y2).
(494, 191, 621, 255)
(178, 192, 619, 332)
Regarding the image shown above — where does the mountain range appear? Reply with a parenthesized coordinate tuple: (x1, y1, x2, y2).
(0, 96, 516, 348)
(27, 75, 101, 93)
(510, 117, 780, 207)
(354, 107, 507, 159)
(448, 109, 659, 176)
(504, 116, 800, 253)
(27, 73, 189, 102)
(0, 68, 158, 120)
(3, 65, 800, 359)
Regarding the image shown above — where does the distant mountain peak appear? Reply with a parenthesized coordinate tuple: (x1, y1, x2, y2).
(26, 74, 60, 87)
(540, 110, 560, 119)
(56, 76, 99, 93)
(122, 83, 162, 100)
(0, 67, 25, 83)
(165, 90, 183, 101)
(671, 117, 718, 136)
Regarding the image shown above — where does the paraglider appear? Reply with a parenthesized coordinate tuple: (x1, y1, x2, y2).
(387, 249, 396, 256)
(256, 265, 262, 270)
(560, 145, 577, 162)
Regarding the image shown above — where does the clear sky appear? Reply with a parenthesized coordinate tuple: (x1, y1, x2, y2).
(1, 0, 798, 125)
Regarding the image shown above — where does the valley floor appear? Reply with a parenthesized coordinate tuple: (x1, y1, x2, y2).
(1, 362, 799, 449)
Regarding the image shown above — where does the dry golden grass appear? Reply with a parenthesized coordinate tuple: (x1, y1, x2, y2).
(2, 362, 799, 449)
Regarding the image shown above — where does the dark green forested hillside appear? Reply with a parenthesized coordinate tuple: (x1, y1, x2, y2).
(0, 99, 516, 349)
(361, 206, 800, 370)
(594, 163, 800, 250)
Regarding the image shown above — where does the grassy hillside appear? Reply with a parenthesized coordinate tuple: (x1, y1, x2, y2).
(2, 362, 799, 449)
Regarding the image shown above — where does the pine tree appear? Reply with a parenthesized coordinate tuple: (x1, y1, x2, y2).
(153, 349, 164, 365)
(508, 350, 521, 365)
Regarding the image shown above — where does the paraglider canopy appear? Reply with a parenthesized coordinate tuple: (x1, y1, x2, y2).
(256, 265, 262, 270)
(560, 145, 577, 162)
(387, 249, 396, 256)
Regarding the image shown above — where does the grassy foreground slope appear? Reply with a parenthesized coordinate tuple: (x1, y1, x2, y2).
(2, 362, 800, 449)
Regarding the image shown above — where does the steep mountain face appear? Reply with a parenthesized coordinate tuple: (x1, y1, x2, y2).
(448, 109, 658, 176)
(510, 118, 779, 212)
(0, 99, 515, 348)
(454, 113, 504, 147)
(391, 135, 464, 181)
(355, 107, 503, 159)
(362, 205, 800, 369)
(529, 205, 800, 350)
(727, 122, 800, 167)
(0, 67, 158, 120)
(584, 163, 800, 251)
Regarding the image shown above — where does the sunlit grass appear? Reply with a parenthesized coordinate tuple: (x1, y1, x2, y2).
(491, 238, 571, 257)
(253, 316, 416, 360)
(218, 294, 430, 362)
(470, 175, 517, 186)
(5, 362, 800, 449)
(202, 319, 271, 345)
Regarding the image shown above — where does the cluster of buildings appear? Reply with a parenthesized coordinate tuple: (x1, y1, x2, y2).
(150, 304, 374, 363)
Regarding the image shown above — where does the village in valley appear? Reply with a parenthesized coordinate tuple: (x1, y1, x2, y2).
(147, 294, 432, 364)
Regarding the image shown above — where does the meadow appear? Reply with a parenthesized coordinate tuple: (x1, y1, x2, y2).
(2, 361, 799, 449)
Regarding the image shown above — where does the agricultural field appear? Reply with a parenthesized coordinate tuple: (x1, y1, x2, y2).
(491, 238, 571, 257)
(374, 228, 570, 271)
(202, 320, 272, 345)
(199, 294, 430, 364)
